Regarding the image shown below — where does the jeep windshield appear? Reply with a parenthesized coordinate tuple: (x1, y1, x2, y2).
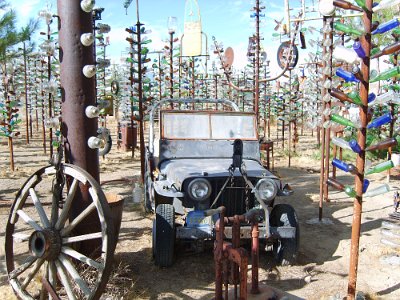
(161, 112, 257, 140)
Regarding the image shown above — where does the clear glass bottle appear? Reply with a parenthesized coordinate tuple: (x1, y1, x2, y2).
(331, 136, 351, 150)
(364, 184, 390, 197)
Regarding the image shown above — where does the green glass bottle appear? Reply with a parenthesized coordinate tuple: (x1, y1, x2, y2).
(347, 91, 363, 106)
(333, 22, 364, 37)
(370, 48, 380, 57)
(331, 114, 360, 129)
(370, 66, 400, 83)
(354, 0, 367, 10)
(365, 160, 394, 175)
(345, 186, 357, 197)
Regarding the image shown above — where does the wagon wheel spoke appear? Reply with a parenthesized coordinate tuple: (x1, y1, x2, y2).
(12, 232, 30, 243)
(9, 256, 37, 279)
(62, 232, 103, 244)
(60, 201, 96, 236)
(17, 209, 42, 231)
(29, 188, 51, 229)
(54, 259, 77, 300)
(55, 178, 79, 230)
(61, 246, 105, 270)
(59, 254, 92, 297)
(21, 258, 45, 289)
(48, 261, 57, 293)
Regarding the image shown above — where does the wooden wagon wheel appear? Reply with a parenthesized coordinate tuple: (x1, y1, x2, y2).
(5, 163, 114, 300)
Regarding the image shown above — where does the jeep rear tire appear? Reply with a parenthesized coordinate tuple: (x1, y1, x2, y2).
(154, 204, 175, 267)
(270, 204, 299, 266)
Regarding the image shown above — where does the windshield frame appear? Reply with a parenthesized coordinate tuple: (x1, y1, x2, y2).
(160, 110, 258, 141)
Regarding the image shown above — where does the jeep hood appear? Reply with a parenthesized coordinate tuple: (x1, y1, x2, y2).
(158, 158, 277, 188)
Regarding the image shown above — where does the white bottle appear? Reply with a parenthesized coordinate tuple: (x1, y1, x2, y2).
(332, 45, 361, 65)
(373, 0, 400, 12)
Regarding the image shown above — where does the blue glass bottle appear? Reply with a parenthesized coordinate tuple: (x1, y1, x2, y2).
(349, 139, 362, 153)
(363, 179, 370, 193)
(336, 68, 360, 83)
(353, 41, 366, 58)
(332, 158, 350, 172)
(367, 113, 393, 129)
(372, 18, 400, 35)
(368, 93, 376, 103)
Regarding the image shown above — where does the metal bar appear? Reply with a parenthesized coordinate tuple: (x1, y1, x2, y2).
(250, 220, 259, 294)
(347, 1, 372, 299)
(41, 274, 61, 300)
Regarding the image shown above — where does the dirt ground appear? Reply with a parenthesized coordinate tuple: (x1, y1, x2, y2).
(0, 122, 399, 300)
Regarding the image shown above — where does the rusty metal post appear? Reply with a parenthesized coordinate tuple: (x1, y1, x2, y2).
(23, 43, 29, 144)
(318, 16, 331, 220)
(254, 0, 260, 123)
(323, 17, 334, 204)
(214, 207, 226, 300)
(136, 21, 146, 183)
(251, 219, 260, 294)
(58, 0, 100, 254)
(47, 22, 54, 158)
(347, 1, 372, 299)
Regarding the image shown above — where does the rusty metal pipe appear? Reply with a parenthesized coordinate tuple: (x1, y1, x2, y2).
(214, 207, 226, 300)
(251, 220, 260, 294)
(58, 0, 100, 255)
(347, 1, 372, 299)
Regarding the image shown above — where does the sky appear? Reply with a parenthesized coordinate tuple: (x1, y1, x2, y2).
(9, 0, 322, 76)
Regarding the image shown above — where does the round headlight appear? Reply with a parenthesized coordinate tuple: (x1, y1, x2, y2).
(188, 178, 211, 201)
(255, 178, 277, 202)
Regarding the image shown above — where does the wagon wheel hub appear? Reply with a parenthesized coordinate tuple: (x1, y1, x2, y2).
(29, 229, 62, 261)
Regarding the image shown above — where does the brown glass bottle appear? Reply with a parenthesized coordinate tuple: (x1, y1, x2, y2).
(330, 88, 356, 105)
(327, 177, 345, 191)
(371, 42, 400, 59)
(365, 138, 398, 151)
(333, 0, 363, 12)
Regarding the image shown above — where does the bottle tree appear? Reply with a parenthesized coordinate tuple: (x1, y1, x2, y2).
(18, 18, 39, 144)
(0, 6, 24, 171)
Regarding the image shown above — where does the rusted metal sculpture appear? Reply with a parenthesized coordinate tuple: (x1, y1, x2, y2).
(214, 207, 262, 300)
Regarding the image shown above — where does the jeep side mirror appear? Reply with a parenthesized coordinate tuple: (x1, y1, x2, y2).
(232, 139, 243, 169)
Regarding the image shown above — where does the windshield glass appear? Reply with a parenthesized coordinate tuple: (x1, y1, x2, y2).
(162, 112, 257, 140)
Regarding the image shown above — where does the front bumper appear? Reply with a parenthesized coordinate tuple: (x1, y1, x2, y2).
(176, 225, 296, 240)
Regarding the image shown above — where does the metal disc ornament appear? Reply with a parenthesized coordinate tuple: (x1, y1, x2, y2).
(223, 47, 234, 68)
(111, 80, 119, 95)
(277, 41, 299, 70)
